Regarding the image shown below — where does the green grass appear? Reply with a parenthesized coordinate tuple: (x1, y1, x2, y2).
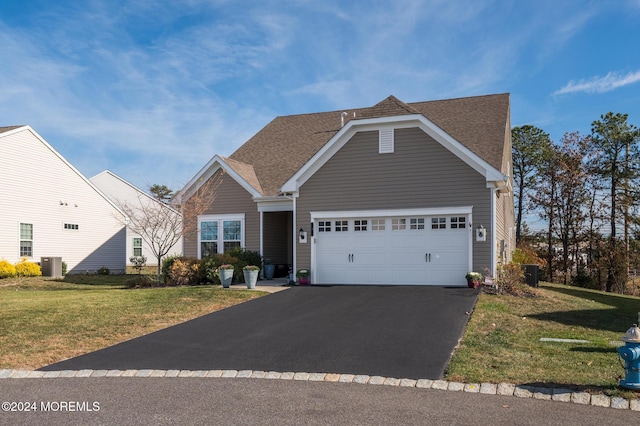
(446, 282, 640, 396)
(2, 276, 639, 397)
(0, 275, 265, 369)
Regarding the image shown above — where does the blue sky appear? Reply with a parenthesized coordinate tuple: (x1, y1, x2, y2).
(2, 0, 640, 193)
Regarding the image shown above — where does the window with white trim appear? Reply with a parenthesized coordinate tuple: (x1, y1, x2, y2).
(354, 219, 368, 231)
(450, 217, 466, 229)
(19, 223, 33, 257)
(335, 220, 348, 232)
(431, 217, 446, 229)
(318, 221, 331, 232)
(371, 219, 385, 231)
(392, 218, 406, 230)
(410, 218, 425, 230)
(198, 215, 244, 257)
(223, 220, 242, 252)
(133, 237, 143, 256)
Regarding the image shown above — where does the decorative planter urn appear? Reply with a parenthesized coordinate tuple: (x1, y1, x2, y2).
(243, 269, 259, 289)
(264, 264, 275, 280)
(219, 268, 234, 288)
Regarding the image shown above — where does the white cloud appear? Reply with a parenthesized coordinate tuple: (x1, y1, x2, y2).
(554, 70, 640, 95)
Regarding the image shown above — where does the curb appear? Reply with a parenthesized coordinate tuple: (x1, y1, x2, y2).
(1, 369, 637, 411)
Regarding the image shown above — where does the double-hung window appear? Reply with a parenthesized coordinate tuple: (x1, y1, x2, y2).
(20, 223, 33, 257)
(198, 215, 245, 257)
(133, 237, 143, 256)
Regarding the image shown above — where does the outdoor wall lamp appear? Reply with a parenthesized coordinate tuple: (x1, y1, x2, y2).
(299, 228, 308, 244)
(476, 225, 486, 242)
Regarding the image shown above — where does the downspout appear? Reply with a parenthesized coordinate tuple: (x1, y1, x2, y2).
(491, 186, 497, 278)
(259, 210, 264, 263)
(292, 195, 297, 282)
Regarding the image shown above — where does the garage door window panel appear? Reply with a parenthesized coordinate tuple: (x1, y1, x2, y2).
(450, 217, 466, 229)
(410, 218, 425, 230)
(354, 220, 368, 231)
(335, 220, 348, 232)
(371, 219, 385, 231)
(392, 218, 406, 230)
(318, 221, 331, 232)
(431, 217, 446, 229)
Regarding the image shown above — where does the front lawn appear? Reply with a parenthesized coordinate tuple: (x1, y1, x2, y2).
(0, 275, 264, 369)
(446, 282, 640, 396)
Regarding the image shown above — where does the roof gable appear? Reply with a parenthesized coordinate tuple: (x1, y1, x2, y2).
(358, 95, 422, 119)
(185, 93, 510, 197)
(0, 125, 125, 215)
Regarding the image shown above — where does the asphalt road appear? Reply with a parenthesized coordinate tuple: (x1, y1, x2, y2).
(42, 286, 479, 380)
(1, 378, 636, 425)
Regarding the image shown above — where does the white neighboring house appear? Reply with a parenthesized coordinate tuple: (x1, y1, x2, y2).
(90, 170, 183, 268)
(0, 125, 126, 274)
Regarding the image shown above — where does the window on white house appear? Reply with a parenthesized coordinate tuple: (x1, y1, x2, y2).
(133, 238, 143, 256)
(19, 223, 33, 257)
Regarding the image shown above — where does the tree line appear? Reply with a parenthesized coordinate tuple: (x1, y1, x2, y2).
(513, 112, 640, 293)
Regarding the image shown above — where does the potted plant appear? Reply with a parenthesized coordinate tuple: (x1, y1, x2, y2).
(219, 264, 234, 288)
(243, 265, 260, 289)
(296, 269, 310, 286)
(465, 272, 483, 289)
(263, 258, 275, 280)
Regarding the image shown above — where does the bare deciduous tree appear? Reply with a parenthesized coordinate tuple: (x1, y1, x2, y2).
(115, 173, 222, 279)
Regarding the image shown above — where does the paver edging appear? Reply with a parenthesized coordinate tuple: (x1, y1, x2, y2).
(0, 369, 635, 410)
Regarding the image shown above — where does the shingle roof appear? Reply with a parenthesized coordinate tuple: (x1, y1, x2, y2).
(0, 126, 24, 134)
(227, 93, 510, 196)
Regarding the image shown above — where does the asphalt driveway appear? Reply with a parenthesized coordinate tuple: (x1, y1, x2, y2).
(42, 286, 479, 379)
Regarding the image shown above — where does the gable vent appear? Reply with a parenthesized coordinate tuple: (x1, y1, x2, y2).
(379, 128, 394, 154)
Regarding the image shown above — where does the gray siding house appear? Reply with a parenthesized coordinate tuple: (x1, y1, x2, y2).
(179, 94, 514, 285)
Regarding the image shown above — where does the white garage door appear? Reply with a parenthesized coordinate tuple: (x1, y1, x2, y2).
(313, 211, 471, 285)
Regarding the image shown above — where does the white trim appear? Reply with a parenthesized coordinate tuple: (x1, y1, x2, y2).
(197, 214, 245, 258)
(310, 207, 474, 284)
(490, 187, 497, 277)
(259, 211, 264, 259)
(256, 196, 294, 212)
(310, 206, 473, 221)
(379, 128, 394, 153)
(292, 196, 297, 281)
(281, 115, 507, 193)
(178, 155, 262, 203)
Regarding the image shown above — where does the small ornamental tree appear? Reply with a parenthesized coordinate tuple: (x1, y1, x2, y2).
(114, 174, 222, 280)
(130, 255, 147, 274)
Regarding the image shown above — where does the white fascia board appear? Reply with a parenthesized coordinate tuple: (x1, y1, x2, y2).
(310, 206, 473, 220)
(178, 155, 262, 202)
(280, 115, 507, 192)
(255, 195, 294, 212)
(93, 170, 181, 215)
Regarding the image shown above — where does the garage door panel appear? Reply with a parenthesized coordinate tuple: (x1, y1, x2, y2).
(314, 213, 470, 286)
